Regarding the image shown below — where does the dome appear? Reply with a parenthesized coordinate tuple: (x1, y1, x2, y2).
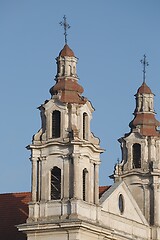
(137, 82, 152, 94)
(59, 44, 75, 57)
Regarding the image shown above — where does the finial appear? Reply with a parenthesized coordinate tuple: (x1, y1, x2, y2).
(140, 54, 149, 83)
(59, 15, 70, 44)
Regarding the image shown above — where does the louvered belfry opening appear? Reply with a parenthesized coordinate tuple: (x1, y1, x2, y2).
(133, 143, 141, 168)
(51, 167, 61, 200)
(52, 110, 61, 138)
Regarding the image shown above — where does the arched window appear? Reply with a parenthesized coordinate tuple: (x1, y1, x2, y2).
(51, 167, 61, 200)
(83, 168, 88, 201)
(83, 113, 88, 140)
(133, 143, 141, 168)
(52, 110, 61, 138)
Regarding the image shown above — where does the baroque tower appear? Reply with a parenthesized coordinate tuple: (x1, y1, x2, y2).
(114, 76, 160, 226)
(18, 44, 104, 239)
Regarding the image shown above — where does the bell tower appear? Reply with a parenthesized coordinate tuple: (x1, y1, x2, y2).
(114, 56, 160, 225)
(17, 16, 104, 239)
(24, 42, 103, 229)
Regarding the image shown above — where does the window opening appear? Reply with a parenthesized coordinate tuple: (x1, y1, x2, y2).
(83, 168, 88, 201)
(62, 65, 65, 75)
(51, 167, 61, 200)
(133, 143, 141, 168)
(83, 113, 88, 140)
(69, 65, 72, 75)
(119, 194, 124, 214)
(52, 110, 61, 138)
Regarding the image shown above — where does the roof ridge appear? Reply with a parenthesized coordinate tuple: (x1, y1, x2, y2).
(0, 191, 31, 195)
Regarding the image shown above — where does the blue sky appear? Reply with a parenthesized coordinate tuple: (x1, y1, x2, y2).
(0, 1, 160, 193)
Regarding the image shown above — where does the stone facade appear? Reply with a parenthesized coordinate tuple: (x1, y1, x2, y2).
(18, 44, 160, 239)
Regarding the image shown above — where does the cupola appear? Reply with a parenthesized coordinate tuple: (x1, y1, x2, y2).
(50, 44, 86, 104)
(129, 81, 160, 136)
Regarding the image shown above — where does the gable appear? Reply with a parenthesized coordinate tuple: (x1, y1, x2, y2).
(100, 181, 148, 225)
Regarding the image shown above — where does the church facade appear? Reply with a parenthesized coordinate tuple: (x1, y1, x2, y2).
(17, 44, 160, 239)
(1, 43, 160, 239)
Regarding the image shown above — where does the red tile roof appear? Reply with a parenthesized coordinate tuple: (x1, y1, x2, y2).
(59, 44, 75, 57)
(131, 113, 160, 136)
(50, 78, 86, 104)
(0, 187, 110, 239)
(99, 186, 111, 198)
(137, 82, 152, 94)
(0, 192, 31, 240)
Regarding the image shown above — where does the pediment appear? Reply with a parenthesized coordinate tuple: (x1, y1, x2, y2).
(43, 98, 66, 112)
(100, 181, 148, 225)
(118, 132, 145, 146)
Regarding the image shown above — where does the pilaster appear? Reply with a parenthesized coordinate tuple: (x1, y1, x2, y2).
(63, 156, 70, 199)
(152, 176, 160, 226)
(31, 157, 38, 202)
(94, 164, 99, 204)
(73, 153, 80, 199)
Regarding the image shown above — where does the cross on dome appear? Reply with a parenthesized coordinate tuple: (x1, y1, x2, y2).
(140, 54, 149, 83)
(59, 15, 70, 44)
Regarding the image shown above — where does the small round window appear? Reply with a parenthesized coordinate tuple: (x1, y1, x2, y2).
(118, 194, 124, 214)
